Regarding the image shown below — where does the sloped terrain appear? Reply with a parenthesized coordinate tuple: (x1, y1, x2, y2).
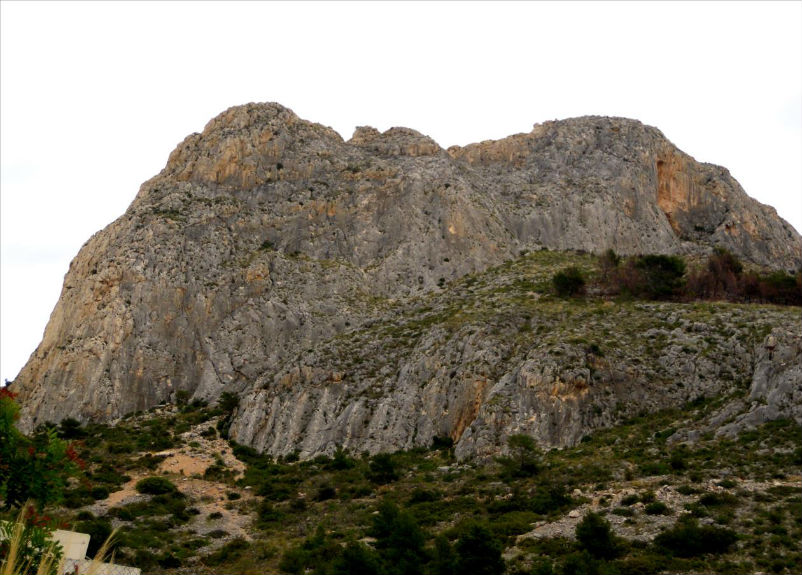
(15, 380, 798, 575)
(230, 249, 800, 458)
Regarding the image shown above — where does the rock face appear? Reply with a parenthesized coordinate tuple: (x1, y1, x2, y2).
(12, 103, 802, 458)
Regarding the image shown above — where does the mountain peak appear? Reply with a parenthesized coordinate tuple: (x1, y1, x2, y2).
(12, 104, 801, 459)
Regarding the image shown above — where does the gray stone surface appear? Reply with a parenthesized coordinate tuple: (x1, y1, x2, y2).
(12, 103, 802, 458)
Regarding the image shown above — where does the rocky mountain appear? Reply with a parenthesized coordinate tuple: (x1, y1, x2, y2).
(12, 103, 801, 459)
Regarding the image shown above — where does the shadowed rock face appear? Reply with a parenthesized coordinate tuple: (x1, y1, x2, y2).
(12, 103, 801, 457)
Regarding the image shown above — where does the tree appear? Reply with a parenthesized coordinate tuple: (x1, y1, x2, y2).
(368, 453, 399, 484)
(632, 255, 686, 300)
(370, 501, 427, 575)
(575, 512, 621, 560)
(597, 249, 621, 285)
(454, 522, 505, 575)
(216, 391, 240, 439)
(429, 535, 457, 575)
(497, 434, 541, 478)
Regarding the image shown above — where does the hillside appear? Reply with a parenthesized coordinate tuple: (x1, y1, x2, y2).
(8, 366, 798, 575)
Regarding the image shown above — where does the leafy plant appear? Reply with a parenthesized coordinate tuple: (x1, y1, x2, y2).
(553, 267, 586, 297)
(135, 476, 179, 495)
(1, 389, 82, 510)
(653, 517, 737, 557)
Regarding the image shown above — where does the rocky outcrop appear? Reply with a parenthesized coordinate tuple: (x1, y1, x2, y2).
(669, 328, 802, 443)
(229, 263, 800, 459)
(449, 117, 800, 268)
(12, 103, 802, 456)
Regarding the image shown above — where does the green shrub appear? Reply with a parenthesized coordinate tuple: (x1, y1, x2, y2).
(157, 551, 182, 568)
(279, 526, 341, 574)
(644, 501, 670, 515)
(408, 488, 441, 505)
(331, 541, 382, 575)
(74, 518, 114, 557)
(62, 486, 95, 509)
(256, 500, 284, 526)
(315, 484, 337, 501)
(374, 505, 428, 575)
(698, 492, 739, 508)
(653, 517, 737, 557)
(614, 554, 666, 575)
(203, 537, 250, 566)
(553, 267, 586, 297)
(90, 486, 110, 501)
(530, 483, 572, 515)
(560, 550, 604, 575)
(135, 476, 178, 495)
(133, 549, 158, 570)
(639, 461, 671, 476)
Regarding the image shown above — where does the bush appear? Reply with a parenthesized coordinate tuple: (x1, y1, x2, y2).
(530, 483, 572, 515)
(256, 500, 284, 526)
(331, 541, 382, 575)
(279, 526, 341, 574)
(328, 446, 357, 470)
(644, 501, 670, 515)
(74, 518, 114, 557)
(203, 537, 250, 566)
(315, 484, 337, 501)
(135, 476, 178, 495)
(157, 551, 182, 568)
(653, 517, 737, 557)
(698, 492, 739, 508)
(553, 267, 586, 297)
(90, 486, 110, 501)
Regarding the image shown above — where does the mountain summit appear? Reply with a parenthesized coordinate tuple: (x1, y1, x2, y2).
(13, 103, 801, 458)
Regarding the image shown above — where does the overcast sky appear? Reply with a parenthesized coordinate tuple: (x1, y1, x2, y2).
(2, 1, 800, 384)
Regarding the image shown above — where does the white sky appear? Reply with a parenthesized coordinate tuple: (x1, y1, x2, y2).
(2, 1, 801, 384)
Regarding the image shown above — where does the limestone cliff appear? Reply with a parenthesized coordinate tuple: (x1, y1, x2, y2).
(12, 103, 801, 459)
